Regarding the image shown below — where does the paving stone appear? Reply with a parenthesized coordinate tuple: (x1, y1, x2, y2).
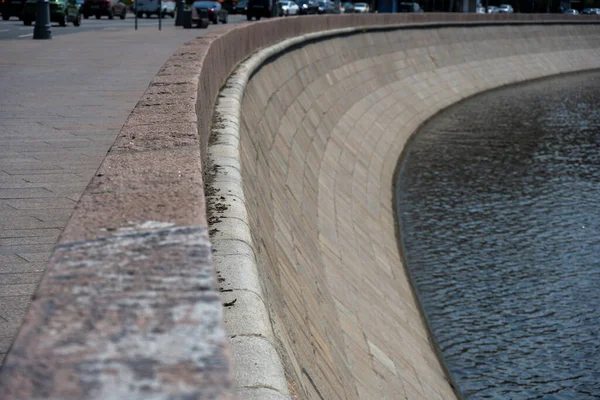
(0, 284, 37, 297)
(0, 209, 73, 223)
(0, 217, 65, 230)
(18, 174, 91, 183)
(0, 237, 59, 247)
(0, 228, 61, 239)
(0, 245, 55, 255)
(0, 262, 46, 275)
(13, 252, 51, 264)
(4, 198, 77, 210)
(0, 273, 44, 286)
(0, 296, 33, 323)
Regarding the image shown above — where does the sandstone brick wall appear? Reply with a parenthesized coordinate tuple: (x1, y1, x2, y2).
(234, 24, 600, 399)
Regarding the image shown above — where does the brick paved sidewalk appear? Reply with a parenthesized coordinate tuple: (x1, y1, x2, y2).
(0, 26, 202, 365)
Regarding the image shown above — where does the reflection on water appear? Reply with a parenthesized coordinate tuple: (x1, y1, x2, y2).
(396, 71, 600, 399)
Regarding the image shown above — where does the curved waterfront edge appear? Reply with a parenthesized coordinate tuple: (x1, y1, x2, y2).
(394, 70, 600, 398)
(208, 23, 600, 399)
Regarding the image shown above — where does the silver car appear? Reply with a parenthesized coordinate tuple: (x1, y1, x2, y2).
(161, 0, 175, 17)
(353, 2, 369, 12)
(498, 4, 514, 12)
(278, 0, 299, 14)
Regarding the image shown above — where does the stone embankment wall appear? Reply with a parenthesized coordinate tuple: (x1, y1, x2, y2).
(210, 23, 600, 399)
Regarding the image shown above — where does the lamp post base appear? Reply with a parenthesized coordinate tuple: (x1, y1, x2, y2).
(33, 0, 52, 39)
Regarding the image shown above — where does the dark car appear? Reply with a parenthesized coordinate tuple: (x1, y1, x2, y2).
(398, 1, 422, 12)
(221, 0, 234, 13)
(82, 0, 127, 18)
(317, 0, 335, 13)
(340, 1, 353, 12)
(22, 0, 81, 25)
(192, 0, 228, 23)
(246, 0, 272, 20)
(1, 0, 27, 20)
(235, 0, 247, 13)
(297, 0, 317, 14)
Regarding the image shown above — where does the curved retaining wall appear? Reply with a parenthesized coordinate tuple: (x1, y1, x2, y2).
(209, 23, 600, 399)
(0, 14, 598, 400)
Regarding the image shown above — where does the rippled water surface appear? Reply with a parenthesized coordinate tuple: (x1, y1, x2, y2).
(396, 71, 600, 399)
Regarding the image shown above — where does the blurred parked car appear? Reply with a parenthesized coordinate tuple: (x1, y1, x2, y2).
(1, 0, 26, 20)
(235, 0, 248, 12)
(22, 0, 81, 24)
(192, 0, 227, 22)
(297, 0, 317, 14)
(398, 1, 422, 12)
(246, 0, 272, 19)
(497, 3, 513, 12)
(317, 0, 335, 13)
(82, 0, 127, 18)
(353, 2, 369, 12)
(562, 8, 578, 14)
(161, 0, 175, 16)
(581, 8, 596, 14)
(487, 5, 498, 12)
(341, 1, 353, 12)
(278, 0, 298, 15)
(476, 5, 485, 13)
(133, 0, 160, 17)
(221, 0, 235, 12)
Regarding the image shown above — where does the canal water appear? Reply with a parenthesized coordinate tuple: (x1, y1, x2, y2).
(396, 71, 600, 399)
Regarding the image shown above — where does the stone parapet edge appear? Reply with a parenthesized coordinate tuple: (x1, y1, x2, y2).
(208, 21, 600, 399)
(0, 38, 235, 398)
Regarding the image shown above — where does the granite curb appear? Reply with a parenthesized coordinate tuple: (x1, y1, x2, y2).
(0, 224, 233, 399)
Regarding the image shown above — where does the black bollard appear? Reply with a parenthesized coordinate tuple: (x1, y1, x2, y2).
(33, 0, 52, 39)
(175, 0, 184, 25)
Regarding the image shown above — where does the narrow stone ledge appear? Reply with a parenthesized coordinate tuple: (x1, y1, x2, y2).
(213, 254, 262, 296)
(208, 181, 246, 202)
(212, 239, 255, 258)
(209, 144, 241, 160)
(210, 155, 242, 172)
(211, 217, 253, 244)
(209, 165, 243, 185)
(0, 225, 233, 400)
(237, 387, 291, 400)
(209, 196, 249, 222)
(230, 336, 290, 397)
(222, 290, 273, 340)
